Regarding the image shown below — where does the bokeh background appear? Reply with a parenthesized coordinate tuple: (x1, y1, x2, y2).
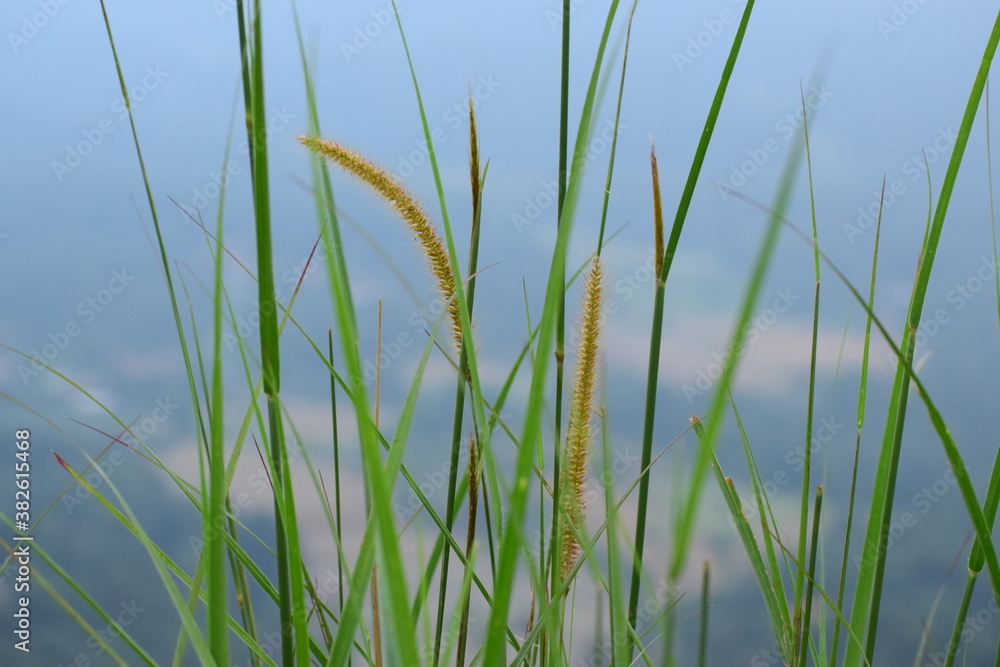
(3, 0, 1000, 664)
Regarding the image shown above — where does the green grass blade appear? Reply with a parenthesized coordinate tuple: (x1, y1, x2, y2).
(205, 101, 230, 667)
(0, 533, 148, 665)
(327, 331, 346, 620)
(669, 108, 801, 585)
(831, 183, 884, 667)
(697, 560, 710, 667)
(483, 3, 622, 661)
(596, 6, 636, 257)
(729, 395, 795, 650)
(285, 15, 352, 648)
(627, 0, 757, 637)
(239, 2, 308, 663)
(433, 95, 487, 665)
(847, 14, 1000, 664)
(794, 83, 823, 627)
(943, 448, 1000, 667)
(797, 486, 823, 667)
(600, 412, 630, 667)
(553, 0, 571, 560)
(693, 416, 793, 663)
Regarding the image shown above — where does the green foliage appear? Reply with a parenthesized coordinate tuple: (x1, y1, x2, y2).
(5, 3, 1000, 666)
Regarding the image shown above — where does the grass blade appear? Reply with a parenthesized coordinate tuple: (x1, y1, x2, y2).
(847, 13, 1000, 664)
(483, 3, 622, 661)
(693, 416, 793, 662)
(943, 448, 1000, 667)
(627, 0, 757, 638)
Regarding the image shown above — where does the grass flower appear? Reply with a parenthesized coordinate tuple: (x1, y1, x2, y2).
(300, 135, 464, 350)
(559, 256, 604, 579)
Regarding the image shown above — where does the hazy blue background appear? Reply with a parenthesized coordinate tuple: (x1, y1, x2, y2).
(3, 0, 1000, 664)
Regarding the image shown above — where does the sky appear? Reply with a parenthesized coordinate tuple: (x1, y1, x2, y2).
(3, 0, 1000, 664)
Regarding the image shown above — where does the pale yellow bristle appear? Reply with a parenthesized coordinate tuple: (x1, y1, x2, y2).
(559, 257, 604, 579)
(300, 135, 463, 350)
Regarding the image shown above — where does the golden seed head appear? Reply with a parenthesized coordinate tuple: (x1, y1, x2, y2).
(299, 136, 464, 350)
(559, 257, 604, 579)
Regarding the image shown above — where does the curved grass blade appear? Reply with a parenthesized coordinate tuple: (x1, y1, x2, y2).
(942, 448, 1000, 667)
(831, 180, 884, 667)
(723, 161, 1000, 666)
(483, 3, 623, 660)
(669, 98, 801, 591)
(51, 451, 217, 663)
(627, 0, 757, 638)
(847, 14, 1000, 664)
(692, 416, 794, 664)
(0, 533, 146, 665)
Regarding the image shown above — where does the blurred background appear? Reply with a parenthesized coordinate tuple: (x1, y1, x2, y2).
(2, 0, 1000, 664)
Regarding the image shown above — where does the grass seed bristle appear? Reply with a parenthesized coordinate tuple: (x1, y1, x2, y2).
(299, 135, 464, 351)
(560, 257, 604, 579)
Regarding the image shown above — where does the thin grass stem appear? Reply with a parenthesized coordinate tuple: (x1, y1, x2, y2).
(849, 15, 1000, 664)
(627, 1, 757, 643)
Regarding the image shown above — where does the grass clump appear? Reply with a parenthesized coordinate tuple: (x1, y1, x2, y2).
(5, 3, 1000, 667)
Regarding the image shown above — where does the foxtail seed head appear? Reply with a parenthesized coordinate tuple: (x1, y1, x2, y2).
(559, 257, 604, 580)
(651, 141, 664, 279)
(299, 135, 463, 350)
